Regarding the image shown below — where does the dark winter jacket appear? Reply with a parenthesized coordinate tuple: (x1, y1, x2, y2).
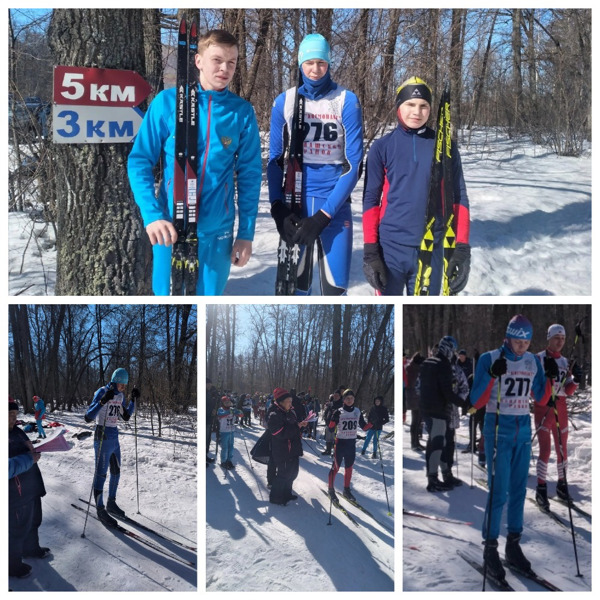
(363, 123, 470, 248)
(405, 354, 424, 411)
(9, 426, 46, 509)
(267, 402, 303, 461)
(367, 403, 390, 431)
(419, 353, 466, 420)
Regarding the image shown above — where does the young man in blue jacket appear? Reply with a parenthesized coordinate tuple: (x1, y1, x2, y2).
(128, 29, 262, 296)
(362, 77, 471, 295)
(268, 34, 363, 295)
(470, 315, 555, 580)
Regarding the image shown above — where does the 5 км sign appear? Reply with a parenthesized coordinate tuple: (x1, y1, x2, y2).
(53, 66, 152, 144)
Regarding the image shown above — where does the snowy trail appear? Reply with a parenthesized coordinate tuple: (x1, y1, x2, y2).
(206, 420, 395, 591)
(10, 408, 197, 592)
(402, 399, 592, 592)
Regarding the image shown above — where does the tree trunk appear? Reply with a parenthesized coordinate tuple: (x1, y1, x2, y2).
(47, 9, 152, 295)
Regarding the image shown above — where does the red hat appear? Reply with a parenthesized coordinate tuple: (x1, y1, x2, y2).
(221, 395, 231, 403)
(273, 387, 292, 403)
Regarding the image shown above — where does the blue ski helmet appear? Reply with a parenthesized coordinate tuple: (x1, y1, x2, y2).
(111, 368, 129, 385)
(438, 335, 458, 360)
(298, 33, 330, 65)
(506, 315, 533, 341)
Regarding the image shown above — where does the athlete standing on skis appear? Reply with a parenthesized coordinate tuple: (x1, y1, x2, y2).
(268, 33, 363, 295)
(419, 336, 466, 491)
(128, 29, 262, 295)
(470, 315, 554, 581)
(362, 77, 471, 295)
(327, 389, 372, 501)
(84, 368, 138, 528)
(534, 323, 581, 509)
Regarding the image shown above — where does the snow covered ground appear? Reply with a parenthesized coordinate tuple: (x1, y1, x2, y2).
(9, 407, 197, 592)
(402, 391, 592, 592)
(206, 417, 395, 591)
(8, 129, 591, 296)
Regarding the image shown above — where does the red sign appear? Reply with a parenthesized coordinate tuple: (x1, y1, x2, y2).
(53, 66, 152, 107)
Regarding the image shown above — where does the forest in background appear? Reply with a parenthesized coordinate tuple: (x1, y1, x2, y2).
(402, 304, 591, 388)
(206, 304, 394, 410)
(9, 304, 197, 434)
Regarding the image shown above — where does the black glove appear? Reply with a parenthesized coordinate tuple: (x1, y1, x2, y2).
(131, 387, 140, 401)
(101, 387, 115, 405)
(544, 356, 559, 379)
(363, 243, 387, 293)
(270, 201, 301, 244)
(293, 210, 331, 246)
(448, 242, 471, 294)
(571, 361, 583, 384)
(489, 356, 507, 378)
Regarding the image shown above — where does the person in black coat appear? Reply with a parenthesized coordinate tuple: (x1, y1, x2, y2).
(9, 397, 49, 579)
(360, 396, 390, 458)
(419, 336, 467, 492)
(267, 388, 308, 505)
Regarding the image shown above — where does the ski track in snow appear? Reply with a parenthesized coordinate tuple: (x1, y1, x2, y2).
(206, 419, 395, 591)
(8, 130, 591, 296)
(9, 408, 197, 592)
(403, 394, 592, 592)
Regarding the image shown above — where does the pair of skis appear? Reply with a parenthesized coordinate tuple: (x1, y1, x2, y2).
(72, 500, 196, 567)
(414, 83, 456, 296)
(275, 70, 305, 295)
(171, 18, 200, 295)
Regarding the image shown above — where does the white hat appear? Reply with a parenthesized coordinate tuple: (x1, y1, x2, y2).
(547, 324, 566, 340)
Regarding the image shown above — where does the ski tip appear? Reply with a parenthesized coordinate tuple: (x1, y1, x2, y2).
(179, 19, 186, 34)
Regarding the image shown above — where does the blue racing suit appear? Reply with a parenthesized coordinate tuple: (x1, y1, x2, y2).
(268, 72, 363, 295)
(85, 383, 135, 507)
(128, 85, 262, 295)
(471, 343, 552, 540)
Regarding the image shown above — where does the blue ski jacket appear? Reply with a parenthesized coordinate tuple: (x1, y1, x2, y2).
(267, 80, 363, 218)
(363, 123, 470, 247)
(128, 85, 262, 241)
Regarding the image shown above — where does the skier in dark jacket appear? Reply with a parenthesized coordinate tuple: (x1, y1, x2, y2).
(9, 397, 49, 579)
(362, 77, 470, 295)
(419, 336, 466, 491)
(321, 388, 343, 455)
(267, 388, 308, 505)
(360, 396, 390, 458)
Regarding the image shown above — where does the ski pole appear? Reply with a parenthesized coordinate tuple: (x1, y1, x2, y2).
(376, 432, 392, 516)
(482, 355, 503, 591)
(326, 435, 338, 525)
(470, 414, 475, 489)
(301, 436, 320, 458)
(134, 394, 140, 514)
(550, 381, 582, 577)
(82, 398, 110, 538)
(237, 420, 253, 469)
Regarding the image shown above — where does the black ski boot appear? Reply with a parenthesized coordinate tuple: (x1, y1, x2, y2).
(361, 449, 365, 455)
(107, 497, 125, 518)
(556, 479, 572, 503)
(23, 546, 51, 559)
(483, 539, 506, 581)
(97, 506, 118, 528)
(442, 470, 463, 487)
(426, 474, 453, 492)
(535, 483, 550, 511)
(505, 532, 532, 574)
(343, 487, 356, 501)
(372, 452, 378, 459)
(9, 562, 32, 578)
(328, 488, 339, 503)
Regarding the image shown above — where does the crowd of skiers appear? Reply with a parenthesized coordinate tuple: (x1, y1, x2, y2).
(206, 380, 391, 506)
(403, 315, 584, 581)
(129, 28, 471, 296)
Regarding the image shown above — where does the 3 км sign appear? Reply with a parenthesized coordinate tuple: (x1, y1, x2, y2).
(53, 66, 152, 144)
